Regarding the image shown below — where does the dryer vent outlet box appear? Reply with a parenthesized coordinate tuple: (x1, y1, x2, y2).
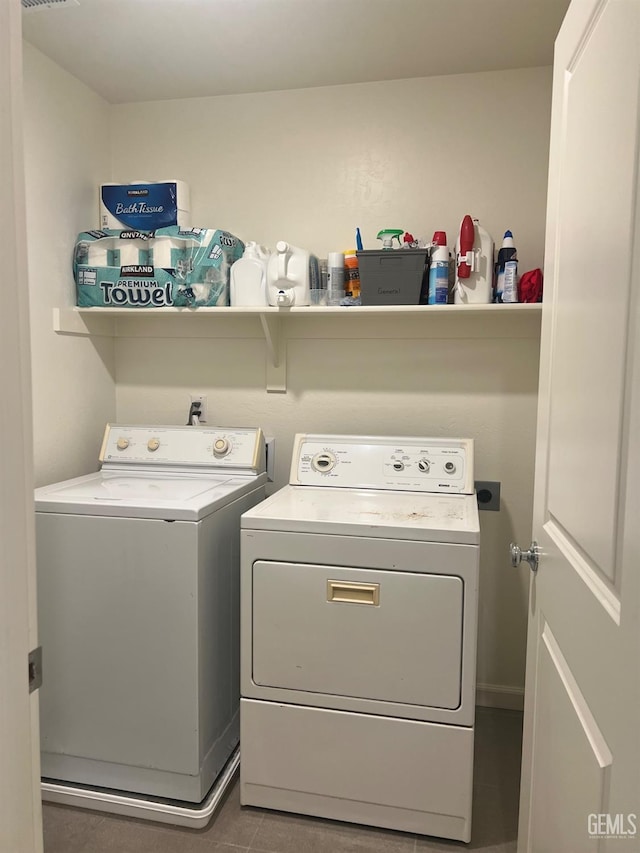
(475, 481, 501, 512)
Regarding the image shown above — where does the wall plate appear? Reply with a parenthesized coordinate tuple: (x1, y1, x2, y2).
(189, 394, 207, 423)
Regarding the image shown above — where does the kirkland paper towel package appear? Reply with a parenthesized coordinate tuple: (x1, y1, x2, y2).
(74, 227, 244, 308)
(99, 181, 190, 231)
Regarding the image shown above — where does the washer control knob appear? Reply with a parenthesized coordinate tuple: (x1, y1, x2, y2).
(418, 459, 430, 473)
(213, 438, 230, 457)
(393, 461, 404, 472)
(312, 452, 337, 473)
(116, 438, 129, 451)
(147, 438, 160, 452)
(444, 460, 457, 474)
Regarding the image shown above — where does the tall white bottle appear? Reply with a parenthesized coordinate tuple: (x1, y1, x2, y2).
(230, 242, 270, 307)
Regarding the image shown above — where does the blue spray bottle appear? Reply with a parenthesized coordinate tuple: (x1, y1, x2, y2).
(495, 231, 517, 303)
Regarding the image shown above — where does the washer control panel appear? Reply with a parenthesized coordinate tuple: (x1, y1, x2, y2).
(100, 424, 265, 472)
(292, 434, 474, 494)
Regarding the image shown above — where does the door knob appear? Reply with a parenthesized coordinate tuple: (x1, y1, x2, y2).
(510, 540, 540, 572)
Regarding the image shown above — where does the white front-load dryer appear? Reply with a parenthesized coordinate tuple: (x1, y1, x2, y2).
(240, 434, 479, 842)
(35, 424, 267, 826)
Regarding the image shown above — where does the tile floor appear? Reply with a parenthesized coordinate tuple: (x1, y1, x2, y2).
(43, 707, 522, 853)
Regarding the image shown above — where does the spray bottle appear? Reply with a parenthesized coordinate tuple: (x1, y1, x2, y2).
(454, 216, 494, 304)
(495, 230, 517, 303)
(376, 229, 404, 250)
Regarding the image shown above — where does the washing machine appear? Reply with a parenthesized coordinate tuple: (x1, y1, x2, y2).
(240, 433, 479, 842)
(35, 424, 267, 827)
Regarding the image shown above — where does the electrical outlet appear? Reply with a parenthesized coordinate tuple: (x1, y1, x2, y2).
(189, 394, 207, 423)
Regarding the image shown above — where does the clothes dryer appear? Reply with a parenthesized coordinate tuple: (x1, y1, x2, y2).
(36, 424, 267, 827)
(240, 433, 479, 842)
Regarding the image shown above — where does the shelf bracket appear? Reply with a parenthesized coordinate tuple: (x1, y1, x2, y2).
(259, 312, 287, 392)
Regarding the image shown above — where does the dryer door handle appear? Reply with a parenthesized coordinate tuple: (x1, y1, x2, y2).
(327, 580, 380, 606)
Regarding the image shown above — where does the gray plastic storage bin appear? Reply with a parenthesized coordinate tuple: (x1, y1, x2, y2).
(356, 249, 428, 305)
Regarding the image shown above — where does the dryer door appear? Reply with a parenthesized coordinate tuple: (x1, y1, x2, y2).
(252, 561, 464, 710)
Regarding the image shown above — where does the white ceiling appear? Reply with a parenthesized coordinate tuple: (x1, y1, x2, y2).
(22, 0, 571, 104)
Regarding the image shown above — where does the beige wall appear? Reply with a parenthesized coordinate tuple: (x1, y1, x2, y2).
(107, 67, 550, 701)
(23, 43, 116, 487)
(110, 67, 551, 272)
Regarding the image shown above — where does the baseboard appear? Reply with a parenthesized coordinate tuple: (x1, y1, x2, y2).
(476, 683, 524, 711)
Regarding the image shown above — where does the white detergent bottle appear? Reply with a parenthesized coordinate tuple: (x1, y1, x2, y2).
(454, 217, 494, 304)
(230, 242, 270, 306)
(266, 241, 315, 307)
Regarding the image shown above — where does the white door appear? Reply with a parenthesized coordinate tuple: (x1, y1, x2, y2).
(0, 0, 43, 851)
(517, 1, 640, 851)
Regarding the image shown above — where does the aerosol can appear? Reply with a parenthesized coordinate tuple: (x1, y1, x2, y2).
(427, 231, 449, 305)
(454, 216, 494, 304)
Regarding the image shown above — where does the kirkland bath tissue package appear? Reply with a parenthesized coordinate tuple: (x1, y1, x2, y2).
(99, 181, 190, 231)
(73, 227, 244, 308)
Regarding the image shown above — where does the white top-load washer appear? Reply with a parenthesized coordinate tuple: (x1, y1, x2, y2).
(35, 424, 267, 826)
(240, 433, 479, 842)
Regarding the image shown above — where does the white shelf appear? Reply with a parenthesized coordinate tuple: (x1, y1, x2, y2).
(56, 303, 542, 320)
(53, 304, 542, 392)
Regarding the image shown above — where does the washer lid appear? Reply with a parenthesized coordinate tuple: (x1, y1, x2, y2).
(35, 471, 264, 521)
(241, 485, 480, 545)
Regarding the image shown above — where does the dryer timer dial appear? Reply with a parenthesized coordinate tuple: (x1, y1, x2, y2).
(312, 451, 337, 474)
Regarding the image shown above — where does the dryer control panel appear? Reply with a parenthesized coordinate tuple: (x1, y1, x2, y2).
(100, 424, 265, 472)
(291, 434, 474, 494)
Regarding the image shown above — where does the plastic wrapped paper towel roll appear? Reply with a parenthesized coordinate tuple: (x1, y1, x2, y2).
(87, 241, 110, 267)
(150, 239, 182, 270)
(114, 240, 143, 267)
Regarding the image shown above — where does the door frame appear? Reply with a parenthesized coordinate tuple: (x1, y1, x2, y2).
(0, 0, 43, 851)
